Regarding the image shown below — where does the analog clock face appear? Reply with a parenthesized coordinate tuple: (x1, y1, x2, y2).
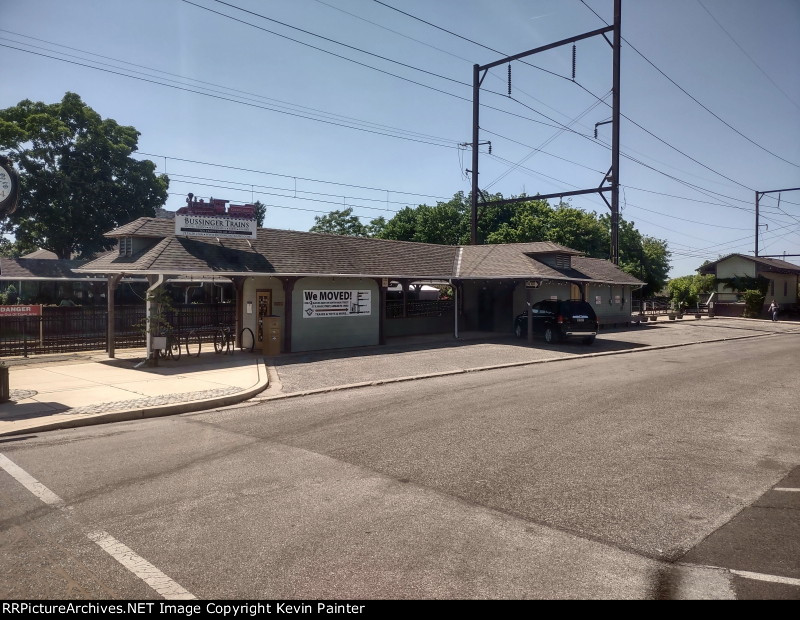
(0, 167, 11, 202)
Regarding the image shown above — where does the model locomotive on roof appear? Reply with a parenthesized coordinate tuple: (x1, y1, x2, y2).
(176, 193, 256, 219)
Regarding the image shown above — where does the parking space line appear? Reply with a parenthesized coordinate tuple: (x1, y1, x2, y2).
(773, 487, 800, 492)
(0, 452, 196, 600)
(0, 453, 65, 507)
(729, 569, 800, 587)
(88, 530, 196, 600)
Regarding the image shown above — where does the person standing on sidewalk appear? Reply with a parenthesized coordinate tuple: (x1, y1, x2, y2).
(768, 299, 779, 322)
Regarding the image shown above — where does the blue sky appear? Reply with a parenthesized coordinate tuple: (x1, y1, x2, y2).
(1, 0, 799, 277)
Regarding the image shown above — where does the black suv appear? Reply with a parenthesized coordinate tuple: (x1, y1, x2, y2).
(514, 299, 599, 345)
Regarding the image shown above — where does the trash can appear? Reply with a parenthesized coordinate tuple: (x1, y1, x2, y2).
(262, 316, 281, 356)
(0, 362, 9, 403)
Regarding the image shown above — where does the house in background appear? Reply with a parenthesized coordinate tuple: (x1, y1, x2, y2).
(0, 251, 112, 306)
(0, 248, 230, 306)
(697, 254, 800, 316)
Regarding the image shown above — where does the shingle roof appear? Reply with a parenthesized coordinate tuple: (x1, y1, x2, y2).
(85, 218, 459, 278)
(0, 257, 94, 280)
(571, 257, 644, 285)
(697, 253, 800, 274)
(21, 248, 59, 259)
(79, 217, 644, 286)
(457, 243, 581, 278)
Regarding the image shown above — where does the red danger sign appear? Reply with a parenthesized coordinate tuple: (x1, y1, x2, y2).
(0, 305, 42, 317)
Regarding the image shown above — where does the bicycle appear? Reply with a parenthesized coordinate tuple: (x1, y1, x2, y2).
(214, 325, 233, 354)
(185, 330, 202, 357)
(238, 327, 255, 353)
(157, 333, 182, 361)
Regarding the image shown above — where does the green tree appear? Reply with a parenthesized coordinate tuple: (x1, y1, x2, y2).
(667, 273, 715, 308)
(0, 92, 169, 259)
(365, 216, 387, 238)
(253, 200, 266, 227)
(0, 236, 35, 258)
(378, 193, 469, 245)
(309, 207, 369, 236)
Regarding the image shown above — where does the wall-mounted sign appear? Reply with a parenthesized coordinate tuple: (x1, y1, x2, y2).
(302, 290, 371, 318)
(175, 215, 257, 240)
(525, 280, 541, 288)
(0, 305, 42, 316)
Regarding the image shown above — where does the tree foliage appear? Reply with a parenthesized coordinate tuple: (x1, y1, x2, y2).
(0, 235, 36, 258)
(666, 273, 715, 307)
(253, 200, 266, 227)
(309, 207, 370, 237)
(0, 92, 169, 259)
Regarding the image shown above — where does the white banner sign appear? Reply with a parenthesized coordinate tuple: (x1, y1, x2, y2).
(175, 215, 256, 240)
(302, 290, 371, 318)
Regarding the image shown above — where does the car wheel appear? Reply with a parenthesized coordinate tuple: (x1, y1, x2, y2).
(514, 323, 522, 338)
(582, 336, 595, 345)
(544, 327, 557, 344)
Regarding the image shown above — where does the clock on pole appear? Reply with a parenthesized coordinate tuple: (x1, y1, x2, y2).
(0, 156, 20, 218)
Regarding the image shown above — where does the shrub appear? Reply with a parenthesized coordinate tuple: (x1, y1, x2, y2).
(741, 289, 766, 318)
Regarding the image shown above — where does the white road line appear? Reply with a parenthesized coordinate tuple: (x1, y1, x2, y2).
(773, 487, 800, 492)
(730, 569, 800, 587)
(87, 531, 196, 600)
(0, 452, 196, 600)
(0, 453, 65, 507)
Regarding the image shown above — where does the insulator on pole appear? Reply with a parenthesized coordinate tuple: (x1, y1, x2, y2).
(572, 44, 576, 81)
(508, 63, 512, 96)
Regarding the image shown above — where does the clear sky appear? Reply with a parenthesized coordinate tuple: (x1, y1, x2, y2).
(2, 0, 799, 277)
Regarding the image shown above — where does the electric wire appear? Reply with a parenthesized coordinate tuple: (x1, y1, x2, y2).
(578, 0, 800, 169)
(696, 0, 800, 112)
(0, 43, 462, 151)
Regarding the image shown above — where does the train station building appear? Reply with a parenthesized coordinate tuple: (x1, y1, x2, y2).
(76, 215, 643, 355)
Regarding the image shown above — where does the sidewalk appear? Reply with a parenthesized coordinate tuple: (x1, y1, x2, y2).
(1, 316, 797, 437)
(0, 349, 268, 436)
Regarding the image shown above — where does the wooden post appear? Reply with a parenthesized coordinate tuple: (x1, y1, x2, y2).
(107, 274, 123, 358)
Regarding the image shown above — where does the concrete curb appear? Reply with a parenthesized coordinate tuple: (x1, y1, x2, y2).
(0, 359, 270, 437)
(4, 324, 795, 435)
(252, 330, 779, 403)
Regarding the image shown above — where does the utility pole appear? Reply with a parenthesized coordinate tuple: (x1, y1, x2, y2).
(471, 64, 481, 246)
(610, 0, 621, 265)
(469, 0, 621, 262)
(754, 186, 800, 257)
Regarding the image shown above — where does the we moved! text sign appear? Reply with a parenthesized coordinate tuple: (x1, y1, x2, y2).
(302, 290, 371, 318)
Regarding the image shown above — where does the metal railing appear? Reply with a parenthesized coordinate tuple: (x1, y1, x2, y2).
(0, 304, 235, 356)
(386, 299, 454, 319)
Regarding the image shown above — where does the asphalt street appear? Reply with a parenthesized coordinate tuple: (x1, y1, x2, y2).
(0, 331, 798, 599)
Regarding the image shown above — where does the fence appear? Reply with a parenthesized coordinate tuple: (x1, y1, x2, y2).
(0, 304, 235, 356)
(386, 299, 454, 319)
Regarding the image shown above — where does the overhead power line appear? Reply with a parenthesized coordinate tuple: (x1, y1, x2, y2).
(372, 0, 776, 197)
(0, 42, 463, 150)
(578, 0, 800, 170)
(0, 31, 458, 147)
(135, 152, 453, 201)
(696, 0, 800, 113)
